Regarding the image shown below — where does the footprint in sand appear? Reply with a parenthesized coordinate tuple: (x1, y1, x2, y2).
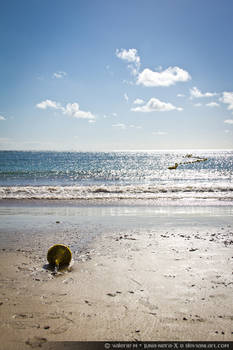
(12, 313, 34, 319)
(50, 323, 70, 335)
(139, 298, 158, 311)
(46, 312, 74, 334)
(25, 336, 47, 348)
(10, 320, 40, 330)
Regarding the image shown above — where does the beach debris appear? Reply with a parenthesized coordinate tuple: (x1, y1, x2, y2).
(47, 244, 72, 274)
(164, 274, 176, 278)
(106, 293, 117, 297)
(189, 248, 198, 252)
(116, 234, 137, 241)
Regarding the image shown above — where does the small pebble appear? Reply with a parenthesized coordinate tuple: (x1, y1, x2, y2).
(44, 326, 50, 330)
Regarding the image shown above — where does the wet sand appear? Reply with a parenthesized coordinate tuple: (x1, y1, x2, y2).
(0, 202, 232, 348)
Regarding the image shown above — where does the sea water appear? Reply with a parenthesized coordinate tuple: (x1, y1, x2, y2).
(0, 150, 232, 205)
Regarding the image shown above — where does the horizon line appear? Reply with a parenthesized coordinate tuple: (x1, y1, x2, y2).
(0, 148, 232, 152)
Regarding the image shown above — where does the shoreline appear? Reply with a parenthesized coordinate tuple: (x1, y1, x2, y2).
(1, 198, 233, 207)
(0, 203, 232, 347)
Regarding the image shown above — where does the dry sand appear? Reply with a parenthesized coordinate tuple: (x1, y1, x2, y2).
(0, 203, 232, 349)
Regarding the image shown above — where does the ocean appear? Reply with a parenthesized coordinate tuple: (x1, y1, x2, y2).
(0, 150, 232, 205)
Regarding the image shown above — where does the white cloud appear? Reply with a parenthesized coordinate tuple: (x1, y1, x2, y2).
(116, 48, 190, 87)
(53, 71, 67, 79)
(177, 93, 185, 97)
(112, 123, 142, 130)
(224, 119, 233, 124)
(112, 123, 126, 129)
(194, 103, 202, 107)
(0, 115, 6, 120)
(103, 114, 116, 119)
(133, 98, 144, 105)
(36, 99, 61, 110)
(131, 97, 183, 113)
(63, 103, 95, 120)
(124, 93, 129, 102)
(220, 92, 233, 111)
(152, 131, 168, 135)
(206, 102, 220, 107)
(225, 130, 230, 133)
(36, 100, 96, 120)
(116, 48, 140, 65)
(88, 119, 96, 124)
(123, 79, 134, 85)
(190, 86, 217, 99)
(137, 66, 191, 87)
(116, 48, 140, 76)
(129, 124, 142, 129)
(155, 65, 163, 71)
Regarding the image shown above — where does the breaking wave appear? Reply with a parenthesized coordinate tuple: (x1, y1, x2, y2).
(0, 184, 233, 203)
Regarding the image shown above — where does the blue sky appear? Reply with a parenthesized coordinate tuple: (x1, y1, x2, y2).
(1, 0, 233, 151)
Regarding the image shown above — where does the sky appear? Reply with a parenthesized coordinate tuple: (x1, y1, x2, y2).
(0, 0, 233, 151)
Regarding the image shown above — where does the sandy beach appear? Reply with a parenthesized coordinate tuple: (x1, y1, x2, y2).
(0, 202, 232, 349)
